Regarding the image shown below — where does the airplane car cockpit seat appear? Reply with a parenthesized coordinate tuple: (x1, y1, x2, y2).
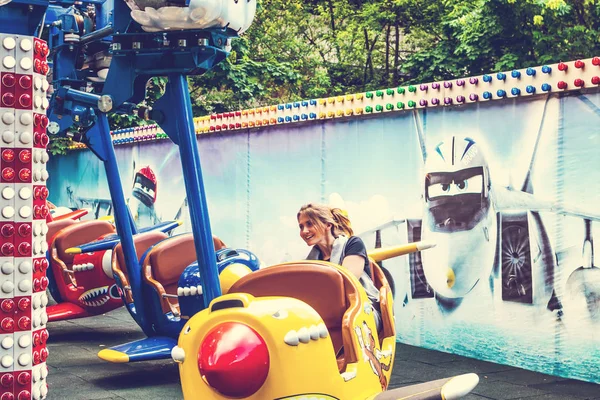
(51, 220, 116, 286)
(229, 262, 361, 373)
(142, 233, 228, 316)
(111, 230, 170, 304)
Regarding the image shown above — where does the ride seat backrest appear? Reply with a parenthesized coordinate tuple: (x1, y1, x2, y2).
(46, 219, 78, 246)
(112, 230, 169, 304)
(369, 260, 395, 343)
(229, 262, 348, 358)
(143, 233, 227, 315)
(52, 220, 116, 286)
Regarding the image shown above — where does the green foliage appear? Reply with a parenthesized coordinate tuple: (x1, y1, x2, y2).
(47, 136, 74, 156)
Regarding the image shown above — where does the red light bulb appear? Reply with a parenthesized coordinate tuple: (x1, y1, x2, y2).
(574, 60, 585, 69)
(2, 150, 14, 162)
(574, 78, 585, 88)
(17, 372, 30, 385)
(557, 81, 568, 90)
(18, 169, 31, 182)
(1, 300, 15, 313)
(1, 224, 14, 237)
(1, 317, 14, 332)
(17, 242, 31, 256)
(18, 94, 31, 108)
(1, 243, 14, 256)
(593, 57, 600, 66)
(557, 62, 568, 72)
(0, 373, 13, 388)
(18, 75, 32, 89)
(18, 224, 31, 237)
(17, 316, 31, 330)
(18, 298, 30, 311)
(592, 76, 600, 85)
(1, 74, 15, 88)
(18, 150, 31, 163)
(2, 93, 15, 107)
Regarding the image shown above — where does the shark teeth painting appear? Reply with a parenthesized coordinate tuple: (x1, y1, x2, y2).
(78, 286, 110, 307)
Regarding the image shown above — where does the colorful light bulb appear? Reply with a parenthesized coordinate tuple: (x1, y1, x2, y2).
(541, 83, 551, 91)
(482, 74, 492, 83)
(526, 85, 536, 94)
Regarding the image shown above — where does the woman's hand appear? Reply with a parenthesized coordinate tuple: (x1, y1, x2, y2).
(341, 255, 366, 280)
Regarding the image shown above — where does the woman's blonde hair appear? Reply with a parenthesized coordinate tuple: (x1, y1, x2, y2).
(297, 203, 353, 237)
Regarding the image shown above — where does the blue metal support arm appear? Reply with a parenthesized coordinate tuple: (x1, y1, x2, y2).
(85, 114, 153, 334)
(153, 74, 221, 308)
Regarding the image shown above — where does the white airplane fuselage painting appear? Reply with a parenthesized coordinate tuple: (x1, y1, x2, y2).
(420, 136, 498, 299)
(421, 207, 497, 299)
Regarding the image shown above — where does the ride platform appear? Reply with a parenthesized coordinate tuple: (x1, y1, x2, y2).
(46, 306, 598, 400)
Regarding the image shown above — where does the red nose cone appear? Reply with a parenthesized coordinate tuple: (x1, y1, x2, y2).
(198, 322, 269, 398)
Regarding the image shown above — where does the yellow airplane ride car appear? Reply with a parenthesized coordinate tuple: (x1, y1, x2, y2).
(171, 242, 479, 400)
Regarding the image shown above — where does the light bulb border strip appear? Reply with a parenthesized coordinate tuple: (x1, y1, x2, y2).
(66, 56, 600, 151)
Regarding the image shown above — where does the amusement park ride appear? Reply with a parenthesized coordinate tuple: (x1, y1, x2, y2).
(0, 0, 482, 399)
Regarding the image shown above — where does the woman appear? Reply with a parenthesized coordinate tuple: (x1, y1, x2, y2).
(298, 203, 382, 331)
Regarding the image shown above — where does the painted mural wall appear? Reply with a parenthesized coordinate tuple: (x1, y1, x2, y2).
(47, 92, 600, 383)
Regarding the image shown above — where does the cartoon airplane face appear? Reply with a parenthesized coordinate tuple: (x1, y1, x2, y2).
(421, 136, 497, 299)
(132, 166, 157, 207)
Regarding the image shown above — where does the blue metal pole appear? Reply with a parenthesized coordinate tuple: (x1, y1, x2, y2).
(170, 74, 221, 308)
(96, 113, 150, 332)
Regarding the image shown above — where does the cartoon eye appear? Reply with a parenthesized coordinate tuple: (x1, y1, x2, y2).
(184, 325, 191, 335)
(455, 180, 467, 191)
(109, 285, 121, 299)
(428, 182, 452, 198)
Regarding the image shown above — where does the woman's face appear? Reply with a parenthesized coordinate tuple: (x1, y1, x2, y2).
(298, 213, 328, 247)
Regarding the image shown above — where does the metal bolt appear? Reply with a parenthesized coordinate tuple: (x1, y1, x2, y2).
(112, 43, 121, 51)
(178, 39, 187, 47)
(98, 95, 113, 113)
(132, 42, 141, 50)
(198, 38, 209, 46)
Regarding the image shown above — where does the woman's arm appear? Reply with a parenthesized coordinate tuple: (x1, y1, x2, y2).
(341, 255, 366, 280)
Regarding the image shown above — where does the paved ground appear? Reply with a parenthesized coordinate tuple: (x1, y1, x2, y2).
(47, 307, 599, 400)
